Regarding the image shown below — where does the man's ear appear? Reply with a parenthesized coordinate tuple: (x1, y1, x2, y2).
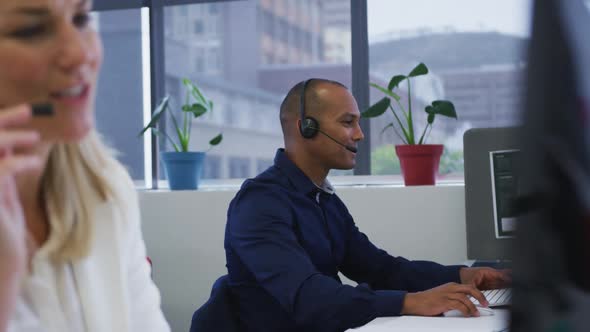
(293, 119, 302, 136)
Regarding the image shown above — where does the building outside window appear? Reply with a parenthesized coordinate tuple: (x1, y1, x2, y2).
(257, 159, 274, 174)
(194, 20, 203, 34)
(202, 154, 222, 179)
(94, 9, 145, 186)
(161, 0, 351, 181)
(229, 157, 251, 178)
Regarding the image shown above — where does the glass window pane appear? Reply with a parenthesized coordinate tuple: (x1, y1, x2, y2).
(95, 9, 145, 186)
(163, 0, 352, 182)
(367, 0, 532, 179)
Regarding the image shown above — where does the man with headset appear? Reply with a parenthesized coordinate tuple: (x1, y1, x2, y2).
(224, 78, 510, 332)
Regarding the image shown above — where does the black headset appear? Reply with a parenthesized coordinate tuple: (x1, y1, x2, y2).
(297, 78, 358, 153)
(299, 79, 320, 139)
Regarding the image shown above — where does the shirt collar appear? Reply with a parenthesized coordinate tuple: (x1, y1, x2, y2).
(274, 148, 335, 196)
(316, 179, 335, 195)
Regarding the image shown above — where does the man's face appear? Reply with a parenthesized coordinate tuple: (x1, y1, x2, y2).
(307, 84, 364, 170)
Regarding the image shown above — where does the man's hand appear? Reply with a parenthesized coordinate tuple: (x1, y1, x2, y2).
(401, 282, 488, 317)
(459, 267, 511, 290)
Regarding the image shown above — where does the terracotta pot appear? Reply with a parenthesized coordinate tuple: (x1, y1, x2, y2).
(395, 144, 444, 186)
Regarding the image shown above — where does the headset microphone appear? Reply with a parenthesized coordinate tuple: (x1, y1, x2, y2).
(312, 128, 358, 153)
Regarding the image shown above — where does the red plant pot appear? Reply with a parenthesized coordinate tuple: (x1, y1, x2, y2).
(395, 144, 444, 186)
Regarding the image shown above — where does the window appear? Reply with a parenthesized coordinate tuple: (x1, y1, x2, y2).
(229, 157, 251, 178)
(256, 159, 273, 173)
(195, 56, 204, 72)
(162, 1, 351, 181)
(93, 0, 534, 188)
(208, 48, 220, 73)
(94, 9, 146, 186)
(209, 3, 219, 14)
(367, 0, 532, 178)
(207, 14, 221, 36)
(278, 18, 288, 43)
(262, 9, 273, 35)
(202, 154, 222, 179)
(194, 20, 203, 34)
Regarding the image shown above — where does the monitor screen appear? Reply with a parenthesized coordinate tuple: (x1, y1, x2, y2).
(489, 150, 520, 239)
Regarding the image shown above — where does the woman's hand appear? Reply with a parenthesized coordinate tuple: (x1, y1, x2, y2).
(0, 105, 41, 331)
(0, 105, 40, 278)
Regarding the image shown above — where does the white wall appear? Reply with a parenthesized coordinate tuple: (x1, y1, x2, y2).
(139, 184, 467, 332)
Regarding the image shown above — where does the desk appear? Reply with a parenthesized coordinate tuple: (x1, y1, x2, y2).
(347, 309, 509, 331)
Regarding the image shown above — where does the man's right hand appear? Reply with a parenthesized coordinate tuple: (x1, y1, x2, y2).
(400, 282, 488, 317)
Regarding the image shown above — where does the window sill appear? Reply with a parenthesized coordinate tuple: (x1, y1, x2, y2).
(136, 175, 465, 191)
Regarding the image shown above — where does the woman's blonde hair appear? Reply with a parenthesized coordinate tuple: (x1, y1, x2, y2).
(41, 130, 125, 262)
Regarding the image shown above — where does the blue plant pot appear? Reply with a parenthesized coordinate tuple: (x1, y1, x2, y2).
(160, 151, 206, 190)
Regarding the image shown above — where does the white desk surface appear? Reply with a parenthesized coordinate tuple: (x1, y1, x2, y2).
(347, 309, 509, 332)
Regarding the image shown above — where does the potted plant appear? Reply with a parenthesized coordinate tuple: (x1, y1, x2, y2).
(362, 63, 457, 186)
(140, 78, 223, 190)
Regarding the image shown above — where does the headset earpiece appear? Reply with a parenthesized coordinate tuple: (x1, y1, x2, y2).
(300, 117, 319, 138)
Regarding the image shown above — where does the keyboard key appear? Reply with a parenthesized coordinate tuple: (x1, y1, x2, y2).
(470, 289, 511, 307)
(483, 288, 512, 307)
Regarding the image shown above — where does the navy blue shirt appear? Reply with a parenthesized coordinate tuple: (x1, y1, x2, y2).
(224, 149, 463, 332)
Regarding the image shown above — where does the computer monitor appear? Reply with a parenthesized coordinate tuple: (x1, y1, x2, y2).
(463, 127, 521, 262)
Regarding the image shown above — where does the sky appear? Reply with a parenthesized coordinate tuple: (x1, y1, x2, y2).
(367, 0, 533, 42)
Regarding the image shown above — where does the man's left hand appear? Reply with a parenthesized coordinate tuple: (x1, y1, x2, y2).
(459, 267, 511, 290)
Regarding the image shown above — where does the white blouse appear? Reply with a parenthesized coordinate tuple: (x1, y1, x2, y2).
(7, 165, 170, 332)
(9, 250, 85, 332)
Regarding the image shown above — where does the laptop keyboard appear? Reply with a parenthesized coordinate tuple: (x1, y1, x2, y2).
(471, 288, 512, 307)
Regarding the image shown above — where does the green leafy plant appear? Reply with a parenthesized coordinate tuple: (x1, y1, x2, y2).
(139, 78, 223, 152)
(361, 63, 457, 145)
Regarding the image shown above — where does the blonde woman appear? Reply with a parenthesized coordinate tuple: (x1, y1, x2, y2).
(0, 0, 170, 331)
